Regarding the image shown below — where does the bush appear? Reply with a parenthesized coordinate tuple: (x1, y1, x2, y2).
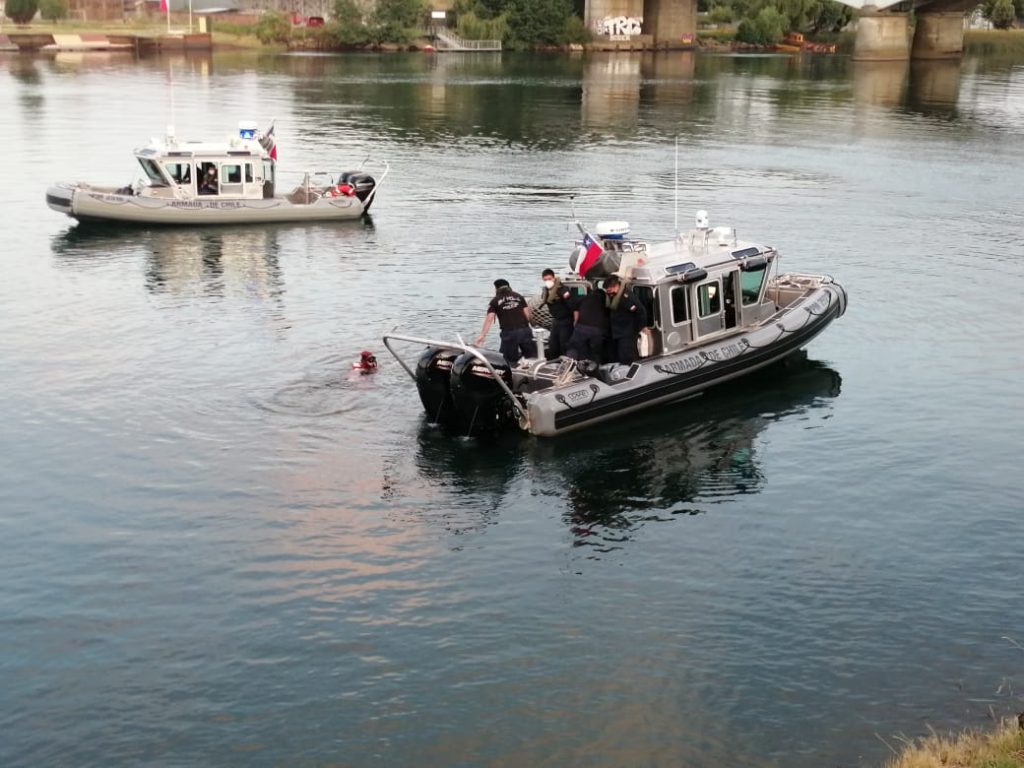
(39, 0, 67, 22)
(255, 11, 291, 44)
(330, 0, 372, 46)
(456, 10, 507, 40)
(563, 13, 590, 43)
(504, 0, 572, 47)
(735, 5, 787, 43)
(373, 0, 426, 31)
(708, 5, 734, 23)
(990, 0, 1016, 28)
(5, 0, 39, 24)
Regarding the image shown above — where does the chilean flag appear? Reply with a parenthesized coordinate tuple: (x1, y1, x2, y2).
(260, 122, 278, 161)
(578, 232, 604, 277)
(160, 0, 167, 11)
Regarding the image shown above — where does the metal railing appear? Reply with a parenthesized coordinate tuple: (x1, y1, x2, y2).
(435, 30, 501, 51)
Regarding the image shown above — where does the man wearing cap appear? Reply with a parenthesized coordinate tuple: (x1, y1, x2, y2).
(475, 279, 538, 364)
(604, 275, 647, 364)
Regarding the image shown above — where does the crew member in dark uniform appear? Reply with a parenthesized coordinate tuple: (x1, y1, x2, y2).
(475, 279, 538, 364)
(604, 275, 648, 364)
(540, 268, 575, 360)
(567, 285, 609, 365)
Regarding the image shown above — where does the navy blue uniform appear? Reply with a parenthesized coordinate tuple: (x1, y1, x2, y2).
(567, 289, 609, 364)
(545, 284, 576, 360)
(609, 290, 648, 364)
(488, 290, 537, 364)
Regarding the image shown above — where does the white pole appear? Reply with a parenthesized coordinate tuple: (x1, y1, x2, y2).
(188, 0, 193, 33)
(674, 136, 679, 235)
(166, 0, 171, 34)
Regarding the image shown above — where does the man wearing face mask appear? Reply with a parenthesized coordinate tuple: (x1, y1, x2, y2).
(475, 279, 538, 364)
(540, 268, 575, 360)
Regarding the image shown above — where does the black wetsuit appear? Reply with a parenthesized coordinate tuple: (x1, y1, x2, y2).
(567, 289, 609, 364)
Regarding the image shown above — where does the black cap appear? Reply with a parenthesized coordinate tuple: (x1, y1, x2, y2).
(542, 268, 555, 278)
(604, 275, 621, 287)
(493, 279, 510, 289)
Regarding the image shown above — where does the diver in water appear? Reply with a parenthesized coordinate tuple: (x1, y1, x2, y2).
(352, 350, 378, 374)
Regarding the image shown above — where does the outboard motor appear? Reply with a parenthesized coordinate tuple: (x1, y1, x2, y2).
(449, 350, 516, 436)
(415, 347, 462, 426)
(338, 171, 377, 210)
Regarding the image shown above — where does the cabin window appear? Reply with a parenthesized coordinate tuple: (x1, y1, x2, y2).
(741, 265, 768, 305)
(137, 158, 167, 186)
(697, 282, 722, 318)
(670, 286, 689, 325)
(165, 162, 192, 185)
(244, 163, 254, 183)
(223, 164, 243, 184)
(263, 160, 275, 185)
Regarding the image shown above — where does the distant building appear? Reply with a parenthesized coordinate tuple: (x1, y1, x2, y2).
(66, 0, 128, 20)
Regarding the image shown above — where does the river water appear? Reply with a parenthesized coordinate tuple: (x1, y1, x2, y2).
(1, 49, 1022, 766)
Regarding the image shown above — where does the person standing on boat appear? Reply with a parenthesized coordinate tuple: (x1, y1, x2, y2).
(541, 268, 575, 360)
(475, 279, 538, 364)
(604, 275, 647, 365)
(567, 285, 609, 365)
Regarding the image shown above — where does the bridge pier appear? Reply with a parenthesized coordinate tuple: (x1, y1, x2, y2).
(585, 0, 695, 48)
(644, 0, 697, 48)
(911, 11, 965, 59)
(853, 8, 910, 61)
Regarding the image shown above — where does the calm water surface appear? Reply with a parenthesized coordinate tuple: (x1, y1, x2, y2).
(1, 50, 1023, 767)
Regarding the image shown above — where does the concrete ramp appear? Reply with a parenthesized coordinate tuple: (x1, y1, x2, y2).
(40, 34, 133, 52)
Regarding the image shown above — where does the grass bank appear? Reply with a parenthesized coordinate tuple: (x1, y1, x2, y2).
(1, 18, 271, 50)
(964, 28, 1024, 56)
(884, 718, 1024, 768)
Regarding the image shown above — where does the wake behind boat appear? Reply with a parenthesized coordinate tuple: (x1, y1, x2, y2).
(385, 211, 848, 438)
(46, 121, 387, 226)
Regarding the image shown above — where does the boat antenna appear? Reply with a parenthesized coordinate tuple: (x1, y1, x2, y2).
(674, 135, 679, 235)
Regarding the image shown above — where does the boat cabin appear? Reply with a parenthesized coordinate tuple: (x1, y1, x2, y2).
(567, 216, 779, 358)
(133, 123, 276, 201)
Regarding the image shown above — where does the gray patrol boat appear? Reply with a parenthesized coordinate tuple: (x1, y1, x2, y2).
(384, 212, 847, 438)
(46, 121, 386, 226)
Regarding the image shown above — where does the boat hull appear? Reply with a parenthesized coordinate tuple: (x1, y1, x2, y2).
(523, 283, 845, 436)
(46, 183, 367, 225)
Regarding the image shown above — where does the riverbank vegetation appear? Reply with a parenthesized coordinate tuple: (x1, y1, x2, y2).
(883, 717, 1024, 768)
(965, 28, 1024, 55)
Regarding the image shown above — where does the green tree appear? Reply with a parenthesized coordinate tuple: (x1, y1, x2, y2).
(330, 0, 372, 46)
(373, 0, 426, 31)
(990, 0, 1016, 28)
(5, 0, 39, 24)
(39, 0, 68, 21)
(981, 0, 1023, 23)
(255, 11, 292, 44)
(504, 0, 572, 47)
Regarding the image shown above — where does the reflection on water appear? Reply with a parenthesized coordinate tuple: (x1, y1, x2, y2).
(908, 59, 961, 113)
(50, 225, 286, 300)
(582, 54, 642, 131)
(853, 61, 909, 108)
(408, 356, 841, 550)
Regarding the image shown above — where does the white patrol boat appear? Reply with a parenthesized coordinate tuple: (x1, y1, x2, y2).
(46, 121, 387, 226)
(384, 211, 848, 438)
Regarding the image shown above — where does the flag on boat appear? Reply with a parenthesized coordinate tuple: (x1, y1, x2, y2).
(578, 232, 604, 277)
(259, 123, 278, 161)
(160, 0, 168, 12)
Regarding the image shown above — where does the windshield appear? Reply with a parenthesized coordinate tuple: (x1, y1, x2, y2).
(136, 157, 168, 186)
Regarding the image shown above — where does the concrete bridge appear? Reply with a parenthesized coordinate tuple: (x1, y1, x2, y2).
(845, 0, 977, 61)
(584, 0, 697, 49)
